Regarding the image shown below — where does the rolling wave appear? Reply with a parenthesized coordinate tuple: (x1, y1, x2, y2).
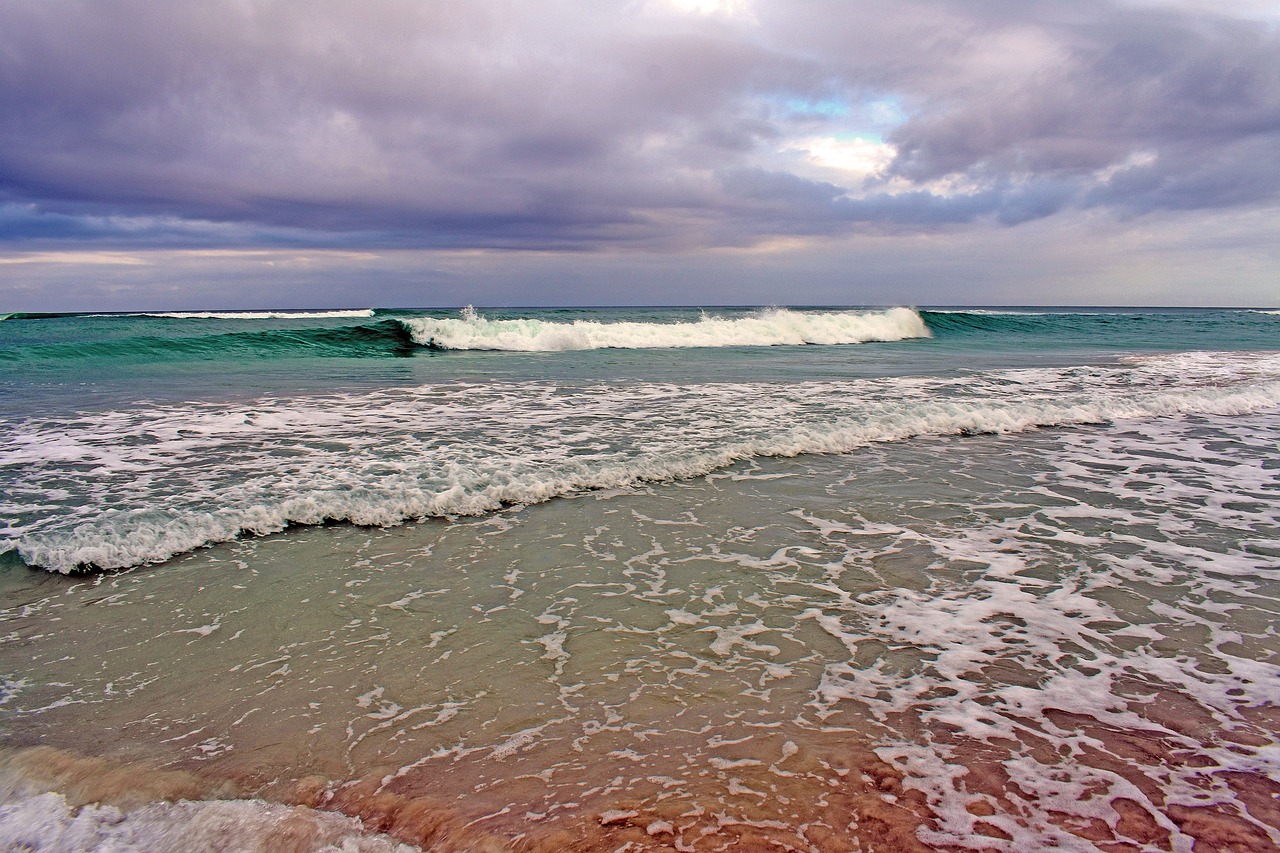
(0, 319, 419, 362)
(916, 308, 1143, 334)
(400, 306, 930, 350)
(2, 307, 1274, 366)
(917, 308, 1280, 349)
(4, 351, 1278, 573)
(1, 308, 929, 363)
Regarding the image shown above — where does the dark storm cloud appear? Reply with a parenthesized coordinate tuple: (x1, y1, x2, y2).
(0, 0, 1277, 252)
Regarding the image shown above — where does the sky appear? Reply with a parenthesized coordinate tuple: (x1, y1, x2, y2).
(1, 0, 1278, 310)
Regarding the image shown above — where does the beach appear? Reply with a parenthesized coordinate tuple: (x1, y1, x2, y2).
(2, 306, 1279, 851)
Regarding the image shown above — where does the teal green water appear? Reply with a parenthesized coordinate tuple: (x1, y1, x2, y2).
(2, 307, 1276, 409)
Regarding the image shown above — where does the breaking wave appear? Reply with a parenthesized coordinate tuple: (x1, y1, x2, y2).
(4, 352, 1278, 573)
(400, 306, 930, 350)
(0, 308, 929, 365)
(5, 308, 1272, 366)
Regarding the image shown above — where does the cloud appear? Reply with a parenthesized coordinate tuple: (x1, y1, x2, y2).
(0, 251, 148, 266)
(0, 0, 1277, 257)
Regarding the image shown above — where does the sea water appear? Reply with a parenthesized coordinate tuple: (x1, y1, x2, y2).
(1, 306, 1278, 851)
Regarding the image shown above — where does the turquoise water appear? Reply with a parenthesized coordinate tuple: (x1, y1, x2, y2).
(3, 306, 1277, 573)
(3, 307, 1277, 406)
(1, 306, 1278, 851)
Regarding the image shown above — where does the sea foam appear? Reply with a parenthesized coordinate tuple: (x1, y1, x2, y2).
(804, 412, 1280, 850)
(3, 352, 1278, 573)
(0, 791, 416, 853)
(400, 306, 929, 350)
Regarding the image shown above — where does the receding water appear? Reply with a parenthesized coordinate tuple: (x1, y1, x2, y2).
(4, 413, 1279, 851)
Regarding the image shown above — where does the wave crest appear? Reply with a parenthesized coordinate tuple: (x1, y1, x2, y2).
(400, 306, 930, 351)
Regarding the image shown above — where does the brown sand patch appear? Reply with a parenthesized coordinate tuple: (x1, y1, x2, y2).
(345, 736, 937, 852)
(0, 744, 233, 809)
(1168, 803, 1278, 853)
(910, 696, 1280, 853)
(1112, 797, 1172, 848)
(1221, 772, 1280, 837)
(1, 741, 935, 852)
(293, 775, 508, 852)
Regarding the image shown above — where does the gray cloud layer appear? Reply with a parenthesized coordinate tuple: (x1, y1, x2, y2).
(2, 0, 1278, 251)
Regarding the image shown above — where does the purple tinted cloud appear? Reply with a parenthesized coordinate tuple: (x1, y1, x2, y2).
(0, 0, 1277, 251)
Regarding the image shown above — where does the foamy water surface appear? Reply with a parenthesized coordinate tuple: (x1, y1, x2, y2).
(2, 306, 1279, 851)
(4, 351, 1278, 573)
(2, 410, 1278, 851)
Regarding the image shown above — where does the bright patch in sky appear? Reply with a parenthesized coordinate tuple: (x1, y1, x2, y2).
(661, 0, 754, 17)
(1095, 151, 1159, 183)
(0, 251, 149, 266)
(784, 135, 897, 181)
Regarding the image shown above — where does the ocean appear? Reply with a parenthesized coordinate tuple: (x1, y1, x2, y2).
(1, 305, 1278, 852)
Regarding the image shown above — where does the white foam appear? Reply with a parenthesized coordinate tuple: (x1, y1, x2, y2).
(3, 351, 1279, 573)
(400, 306, 930, 350)
(139, 309, 376, 320)
(0, 790, 416, 852)
(807, 411, 1280, 850)
(2, 407, 1278, 850)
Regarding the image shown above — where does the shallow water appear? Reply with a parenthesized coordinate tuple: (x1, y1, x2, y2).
(3, 408, 1278, 851)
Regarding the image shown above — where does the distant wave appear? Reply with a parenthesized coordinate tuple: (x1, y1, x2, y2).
(400, 306, 930, 351)
(140, 309, 376, 320)
(917, 308, 1180, 336)
(0, 319, 420, 363)
(0, 311, 85, 321)
(919, 309, 1068, 334)
(918, 308, 1280, 344)
(925, 308, 1077, 315)
(922, 308, 1150, 319)
(5, 309, 1270, 361)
